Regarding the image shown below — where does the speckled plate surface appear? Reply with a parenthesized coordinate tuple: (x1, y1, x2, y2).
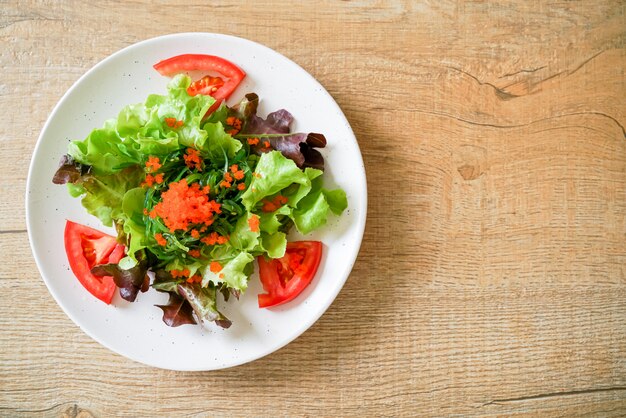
(26, 33, 366, 371)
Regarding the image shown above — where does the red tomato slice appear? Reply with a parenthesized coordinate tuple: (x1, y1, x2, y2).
(257, 241, 323, 308)
(64, 221, 123, 304)
(153, 54, 245, 115)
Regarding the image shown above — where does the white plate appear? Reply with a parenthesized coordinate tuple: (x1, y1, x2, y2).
(26, 33, 366, 371)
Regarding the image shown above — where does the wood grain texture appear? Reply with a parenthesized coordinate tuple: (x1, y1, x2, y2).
(1, 0, 625, 416)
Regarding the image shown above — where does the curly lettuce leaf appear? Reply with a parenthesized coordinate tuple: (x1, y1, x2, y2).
(177, 283, 231, 328)
(290, 175, 348, 234)
(91, 258, 149, 302)
(68, 120, 140, 176)
(198, 122, 242, 165)
(202, 251, 254, 291)
(258, 204, 292, 235)
(68, 74, 214, 174)
(241, 151, 309, 210)
(156, 292, 197, 327)
(231, 94, 326, 169)
(75, 166, 144, 227)
(119, 187, 148, 265)
(260, 231, 287, 258)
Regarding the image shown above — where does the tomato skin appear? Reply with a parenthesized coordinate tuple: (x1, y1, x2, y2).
(153, 54, 245, 115)
(257, 241, 323, 308)
(64, 221, 123, 304)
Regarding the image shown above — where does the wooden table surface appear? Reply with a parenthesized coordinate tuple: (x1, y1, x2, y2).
(2, 1, 625, 416)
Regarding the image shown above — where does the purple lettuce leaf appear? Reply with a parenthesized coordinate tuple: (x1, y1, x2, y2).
(230, 93, 327, 170)
(91, 260, 149, 302)
(178, 283, 232, 329)
(52, 154, 91, 184)
(156, 292, 197, 327)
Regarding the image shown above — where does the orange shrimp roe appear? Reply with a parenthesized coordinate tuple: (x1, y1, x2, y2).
(152, 179, 219, 233)
(262, 195, 288, 213)
(209, 261, 223, 273)
(225, 117, 242, 135)
(188, 249, 201, 258)
(142, 174, 155, 187)
(155, 233, 167, 246)
(145, 156, 161, 172)
(237, 183, 246, 191)
(248, 214, 260, 232)
(170, 269, 190, 278)
(200, 232, 229, 246)
(165, 117, 184, 128)
(183, 148, 203, 171)
(247, 137, 260, 146)
(186, 274, 202, 284)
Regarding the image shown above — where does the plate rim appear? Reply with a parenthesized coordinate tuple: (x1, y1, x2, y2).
(26, 32, 367, 371)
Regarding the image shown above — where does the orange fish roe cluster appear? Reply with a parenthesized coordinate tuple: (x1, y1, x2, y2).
(151, 179, 220, 233)
(155, 233, 167, 246)
(225, 116, 242, 136)
(209, 261, 223, 273)
(170, 269, 190, 278)
(183, 147, 203, 171)
(220, 171, 233, 188)
(262, 195, 288, 213)
(145, 156, 162, 172)
(142, 174, 155, 187)
(165, 117, 184, 128)
(188, 249, 201, 258)
(247, 137, 260, 146)
(237, 183, 246, 191)
(230, 164, 245, 181)
(186, 274, 202, 284)
(248, 214, 260, 233)
(200, 232, 229, 246)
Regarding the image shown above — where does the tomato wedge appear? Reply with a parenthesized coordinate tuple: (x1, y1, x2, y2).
(64, 221, 124, 304)
(153, 54, 245, 115)
(257, 241, 323, 308)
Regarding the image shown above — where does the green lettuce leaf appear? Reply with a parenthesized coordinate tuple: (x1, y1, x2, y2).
(202, 251, 254, 291)
(290, 173, 348, 234)
(241, 151, 308, 210)
(260, 231, 287, 258)
(77, 166, 144, 227)
(68, 120, 140, 175)
(198, 122, 242, 165)
(119, 187, 148, 265)
(258, 204, 292, 235)
(228, 212, 261, 252)
(68, 74, 214, 174)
